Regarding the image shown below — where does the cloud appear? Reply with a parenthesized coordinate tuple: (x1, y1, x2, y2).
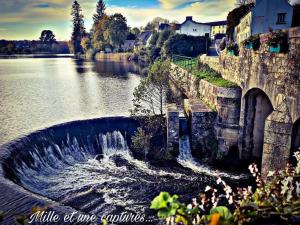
(0, 0, 236, 40)
(107, 0, 235, 27)
(159, 0, 194, 9)
(32, 3, 51, 8)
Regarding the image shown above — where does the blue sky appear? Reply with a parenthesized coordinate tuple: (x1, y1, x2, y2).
(0, 0, 299, 40)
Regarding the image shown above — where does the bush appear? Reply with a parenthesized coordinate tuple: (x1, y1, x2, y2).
(131, 127, 151, 160)
(164, 34, 210, 57)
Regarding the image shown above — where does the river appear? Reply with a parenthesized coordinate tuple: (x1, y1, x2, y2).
(0, 57, 141, 146)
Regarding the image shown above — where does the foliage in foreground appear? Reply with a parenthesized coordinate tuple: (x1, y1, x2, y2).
(151, 151, 300, 225)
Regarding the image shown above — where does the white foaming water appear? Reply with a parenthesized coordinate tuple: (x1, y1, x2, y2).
(177, 135, 247, 179)
(12, 130, 249, 217)
(14, 131, 187, 211)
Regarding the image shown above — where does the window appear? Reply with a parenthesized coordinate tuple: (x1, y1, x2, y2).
(193, 28, 197, 32)
(277, 13, 286, 24)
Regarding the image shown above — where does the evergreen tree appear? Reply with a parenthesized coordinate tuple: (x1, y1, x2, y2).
(71, 0, 86, 54)
(93, 0, 106, 24)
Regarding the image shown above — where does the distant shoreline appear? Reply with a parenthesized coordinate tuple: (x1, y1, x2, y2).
(0, 53, 74, 59)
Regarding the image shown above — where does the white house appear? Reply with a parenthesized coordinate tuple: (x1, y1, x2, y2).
(177, 16, 211, 37)
(235, 0, 293, 43)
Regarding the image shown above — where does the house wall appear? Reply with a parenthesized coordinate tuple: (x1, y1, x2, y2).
(252, 0, 293, 35)
(211, 25, 227, 36)
(236, 12, 252, 43)
(177, 20, 211, 37)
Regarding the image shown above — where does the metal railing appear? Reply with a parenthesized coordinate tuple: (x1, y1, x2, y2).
(171, 55, 197, 72)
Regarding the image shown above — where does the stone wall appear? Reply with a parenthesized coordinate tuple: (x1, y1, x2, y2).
(200, 27, 300, 176)
(183, 99, 217, 158)
(166, 104, 179, 154)
(170, 63, 242, 157)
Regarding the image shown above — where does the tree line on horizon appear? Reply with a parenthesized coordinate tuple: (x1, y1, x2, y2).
(0, 30, 70, 54)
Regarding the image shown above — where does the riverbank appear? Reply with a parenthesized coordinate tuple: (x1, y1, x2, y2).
(94, 52, 132, 62)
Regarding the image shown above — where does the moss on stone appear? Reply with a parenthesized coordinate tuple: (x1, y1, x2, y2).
(193, 70, 238, 88)
(172, 57, 238, 88)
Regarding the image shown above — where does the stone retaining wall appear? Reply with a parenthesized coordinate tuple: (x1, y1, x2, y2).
(170, 63, 242, 156)
(183, 99, 217, 158)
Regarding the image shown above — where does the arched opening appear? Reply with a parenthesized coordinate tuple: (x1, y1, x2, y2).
(291, 118, 300, 163)
(243, 88, 274, 164)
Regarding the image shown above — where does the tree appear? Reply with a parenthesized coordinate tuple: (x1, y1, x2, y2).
(131, 27, 140, 36)
(92, 14, 110, 51)
(71, 0, 86, 54)
(93, 0, 106, 24)
(131, 60, 170, 118)
(164, 34, 210, 57)
(149, 31, 159, 47)
(81, 36, 91, 53)
(144, 17, 169, 31)
(39, 30, 56, 45)
(156, 29, 173, 48)
(104, 13, 128, 49)
(130, 60, 171, 156)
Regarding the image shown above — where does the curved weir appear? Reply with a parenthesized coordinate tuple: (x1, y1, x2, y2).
(0, 117, 249, 224)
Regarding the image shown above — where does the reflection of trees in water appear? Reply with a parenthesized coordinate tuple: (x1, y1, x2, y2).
(74, 59, 86, 74)
(92, 60, 142, 78)
(73, 59, 143, 77)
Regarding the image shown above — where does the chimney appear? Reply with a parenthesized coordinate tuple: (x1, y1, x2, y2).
(186, 16, 193, 21)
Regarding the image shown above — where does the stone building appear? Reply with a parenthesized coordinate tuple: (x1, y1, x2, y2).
(176, 16, 211, 37)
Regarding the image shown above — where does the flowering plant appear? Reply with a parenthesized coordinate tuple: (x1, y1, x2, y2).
(266, 29, 288, 48)
(151, 151, 300, 225)
(226, 43, 239, 56)
(242, 34, 260, 50)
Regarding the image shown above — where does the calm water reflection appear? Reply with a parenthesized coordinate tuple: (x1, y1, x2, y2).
(0, 57, 142, 145)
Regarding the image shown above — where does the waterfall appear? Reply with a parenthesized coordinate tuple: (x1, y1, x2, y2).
(99, 131, 129, 158)
(178, 135, 192, 161)
(176, 121, 245, 179)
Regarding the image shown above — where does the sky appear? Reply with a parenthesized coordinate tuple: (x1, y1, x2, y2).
(0, 0, 299, 40)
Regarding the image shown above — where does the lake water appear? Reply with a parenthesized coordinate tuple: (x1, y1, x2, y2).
(0, 57, 142, 146)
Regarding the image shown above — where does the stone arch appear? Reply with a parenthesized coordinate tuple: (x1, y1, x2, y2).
(241, 88, 274, 164)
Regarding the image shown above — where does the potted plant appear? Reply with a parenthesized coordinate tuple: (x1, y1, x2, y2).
(243, 34, 261, 50)
(266, 29, 288, 53)
(226, 42, 239, 56)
